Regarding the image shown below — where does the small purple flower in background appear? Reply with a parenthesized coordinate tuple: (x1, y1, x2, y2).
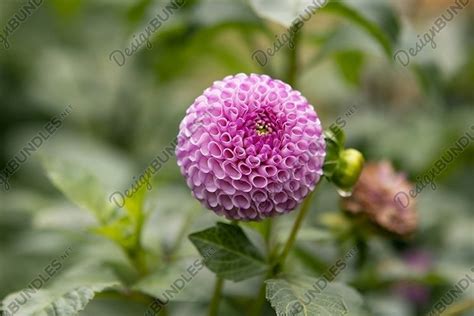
(393, 249, 433, 306)
(393, 281, 431, 306)
(176, 73, 325, 220)
(403, 249, 432, 274)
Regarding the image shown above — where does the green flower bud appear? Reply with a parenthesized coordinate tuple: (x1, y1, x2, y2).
(332, 149, 365, 192)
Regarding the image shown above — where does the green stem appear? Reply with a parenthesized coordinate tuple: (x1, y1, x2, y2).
(355, 236, 368, 269)
(250, 219, 274, 316)
(264, 218, 273, 250)
(131, 246, 148, 276)
(286, 29, 300, 87)
(208, 277, 224, 316)
(278, 190, 315, 267)
(251, 270, 273, 316)
(251, 190, 316, 316)
(128, 206, 149, 276)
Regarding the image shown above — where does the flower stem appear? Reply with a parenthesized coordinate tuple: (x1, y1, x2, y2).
(124, 237, 149, 278)
(286, 29, 300, 87)
(251, 269, 273, 316)
(263, 218, 273, 249)
(251, 190, 316, 316)
(251, 219, 274, 316)
(278, 190, 315, 266)
(208, 277, 224, 316)
(355, 236, 368, 269)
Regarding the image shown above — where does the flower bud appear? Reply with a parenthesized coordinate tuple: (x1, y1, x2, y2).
(332, 149, 364, 192)
(342, 161, 417, 236)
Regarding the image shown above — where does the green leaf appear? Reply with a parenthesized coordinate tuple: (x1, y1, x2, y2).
(320, 0, 400, 58)
(188, 222, 268, 281)
(324, 126, 346, 149)
(122, 183, 147, 223)
(94, 217, 137, 250)
(42, 157, 115, 224)
(266, 276, 367, 316)
(2, 263, 120, 316)
(334, 50, 365, 86)
(322, 127, 345, 177)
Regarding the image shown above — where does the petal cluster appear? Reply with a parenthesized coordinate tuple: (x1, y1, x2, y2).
(343, 161, 418, 235)
(176, 73, 325, 220)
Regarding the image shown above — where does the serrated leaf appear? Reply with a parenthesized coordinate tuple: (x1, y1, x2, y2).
(319, 0, 400, 58)
(189, 222, 268, 281)
(266, 276, 367, 316)
(6, 284, 118, 316)
(43, 157, 115, 224)
(2, 263, 120, 316)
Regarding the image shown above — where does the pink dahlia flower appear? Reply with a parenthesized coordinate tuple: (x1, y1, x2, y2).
(176, 74, 325, 220)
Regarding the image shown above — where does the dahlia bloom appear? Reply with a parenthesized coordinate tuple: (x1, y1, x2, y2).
(342, 161, 417, 236)
(176, 73, 325, 220)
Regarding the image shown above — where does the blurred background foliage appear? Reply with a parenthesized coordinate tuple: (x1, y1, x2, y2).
(0, 0, 473, 315)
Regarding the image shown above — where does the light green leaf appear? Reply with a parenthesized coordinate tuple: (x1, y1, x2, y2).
(122, 183, 148, 223)
(2, 263, 120, 316)
(42, 157, 115, 224)
(319, 0, 400, 58)
(266, 276, 367, 315)
(94, 217, 137, 250)
(189, 222, 268, 281)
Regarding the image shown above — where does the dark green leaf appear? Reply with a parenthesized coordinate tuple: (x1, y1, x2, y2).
(189, 222, 268, 281)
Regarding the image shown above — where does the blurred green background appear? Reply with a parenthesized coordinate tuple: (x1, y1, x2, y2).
(0, 0, 473, 315)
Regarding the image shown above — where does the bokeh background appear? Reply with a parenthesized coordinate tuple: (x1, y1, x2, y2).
(0, 0, 473, 315)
